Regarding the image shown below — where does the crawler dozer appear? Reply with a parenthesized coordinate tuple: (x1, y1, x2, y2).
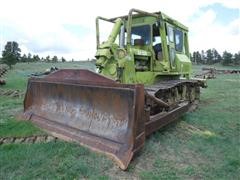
(21, 9, 206, 170)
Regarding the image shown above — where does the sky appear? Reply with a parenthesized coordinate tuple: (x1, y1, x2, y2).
(0, 0, 239, 60)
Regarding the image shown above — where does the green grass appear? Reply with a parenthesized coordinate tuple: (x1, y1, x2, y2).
(138, 73, 240, 179)
(0, 96, 43, 137)
(2, 61, 95, 91)
(0, 141, 112, 179)
(0, 62, 239, 179)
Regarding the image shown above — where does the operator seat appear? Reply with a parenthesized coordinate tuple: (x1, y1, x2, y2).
(134, 39, 144, 46)
(153, 43, 162, 60)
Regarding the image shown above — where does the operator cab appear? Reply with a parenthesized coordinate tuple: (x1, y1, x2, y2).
(129, 21, 164, 72)
(130, 25, 152, 71)
(130, 22, 163, 61)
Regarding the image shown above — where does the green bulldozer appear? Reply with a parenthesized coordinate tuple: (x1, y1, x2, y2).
(21, 9, 206, 170)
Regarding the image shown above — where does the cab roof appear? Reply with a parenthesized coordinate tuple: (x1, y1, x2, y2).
(108, 10, 188, 31)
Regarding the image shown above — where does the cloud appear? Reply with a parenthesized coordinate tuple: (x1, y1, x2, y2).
(188, 6, 240, 53)
(0, 0, 239, 59)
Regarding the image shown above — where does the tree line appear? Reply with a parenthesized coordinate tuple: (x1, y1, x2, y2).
(191, 49, 240, 66)
(1, 41, 239, 69)
(0, 41, 71, 68)
(21, 53, 67, 63)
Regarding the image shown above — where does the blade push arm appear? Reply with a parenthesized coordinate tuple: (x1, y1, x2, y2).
(95, 18, 123, 68)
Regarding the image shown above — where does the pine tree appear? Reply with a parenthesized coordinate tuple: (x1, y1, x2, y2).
(61, 57, 66, 62)
(233, 52, 240, 65)
(1, 41, 21, 68)
(52, 56, 58, 63)
(222, 51, 233, 65)
(206, 49, 214, 64)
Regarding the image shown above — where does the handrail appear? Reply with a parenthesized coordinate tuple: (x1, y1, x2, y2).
(126, 9, 159, 45)
(95, 16, 115, 48)
(96, 9, 160, 48)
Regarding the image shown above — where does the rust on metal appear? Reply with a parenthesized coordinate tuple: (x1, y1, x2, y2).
(22, 69, 146, 170)
(21, 69, 200, 170)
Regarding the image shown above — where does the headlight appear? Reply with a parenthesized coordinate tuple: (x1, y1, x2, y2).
(116, 49, 127, 59)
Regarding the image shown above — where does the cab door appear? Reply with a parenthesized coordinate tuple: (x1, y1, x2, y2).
(166, 24, 176, 70)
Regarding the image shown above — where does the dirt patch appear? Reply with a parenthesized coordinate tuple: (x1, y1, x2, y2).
(178, 121, 204, 134)
(200, 98, 217, 105)
(105, 151, 156, 179)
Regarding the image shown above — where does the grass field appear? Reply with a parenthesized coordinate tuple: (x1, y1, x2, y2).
(0, 62, 239, 179)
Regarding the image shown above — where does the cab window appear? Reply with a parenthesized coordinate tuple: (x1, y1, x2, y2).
(167, 26, 174, 42)
(152, 23, 161, 45)
(152, 23, 162, 60)
(131, 25, 150, 46)
(174, 29, 183, 52)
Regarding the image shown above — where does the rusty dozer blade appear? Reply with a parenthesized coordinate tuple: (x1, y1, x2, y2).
(21, 69, 146, 170)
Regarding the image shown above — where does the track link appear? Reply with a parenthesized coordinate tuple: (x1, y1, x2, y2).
(0, 135, 57, 145)
(145, 79, 202, 116)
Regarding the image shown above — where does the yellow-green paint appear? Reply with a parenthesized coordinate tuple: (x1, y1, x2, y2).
(95, 9, 192, 85)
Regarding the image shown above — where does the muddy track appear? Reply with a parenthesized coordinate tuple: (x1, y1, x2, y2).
(0, 135, 58, 145)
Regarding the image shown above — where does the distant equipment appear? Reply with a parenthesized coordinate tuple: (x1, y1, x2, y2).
(0, 67, 7, 85)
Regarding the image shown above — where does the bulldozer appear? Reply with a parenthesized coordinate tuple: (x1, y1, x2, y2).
(21, 9, 206, 170)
